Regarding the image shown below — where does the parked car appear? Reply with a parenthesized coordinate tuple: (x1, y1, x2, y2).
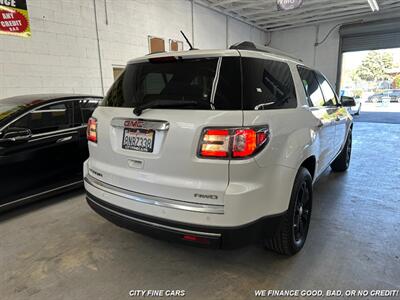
(348, 97, 362, 115)
(84, 42, 354, 256)
(367, 89, 400, 103)
(340, 89, 362, 115)
(0, 94, 101, 212)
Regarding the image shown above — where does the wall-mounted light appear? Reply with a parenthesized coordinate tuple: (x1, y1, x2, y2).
(277, 0, 303, 11)
(367, 0, 380, 12)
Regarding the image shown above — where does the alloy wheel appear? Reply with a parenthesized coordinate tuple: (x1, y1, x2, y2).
(292, 181, 311, 246)
(346, 133, 352, 167)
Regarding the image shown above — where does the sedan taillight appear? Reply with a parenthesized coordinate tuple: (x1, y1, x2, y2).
(199, 126, 269, 159)
(87, 117, 97, 143)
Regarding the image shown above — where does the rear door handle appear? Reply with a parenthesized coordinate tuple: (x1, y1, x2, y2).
(56, 136, 72, 143)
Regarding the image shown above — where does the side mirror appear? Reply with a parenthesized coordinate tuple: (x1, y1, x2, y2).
(2, 128, 32, 142)
(341, 96, 356, 107)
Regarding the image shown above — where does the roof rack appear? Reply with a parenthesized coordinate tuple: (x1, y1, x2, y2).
(229, 41, 302, 62)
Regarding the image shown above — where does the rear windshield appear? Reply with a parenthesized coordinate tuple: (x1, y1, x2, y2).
(101, 56, 296, 110)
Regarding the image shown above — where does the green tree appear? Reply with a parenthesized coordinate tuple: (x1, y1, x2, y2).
(393, 74, 400, 88)
(355, 51, 394, 82)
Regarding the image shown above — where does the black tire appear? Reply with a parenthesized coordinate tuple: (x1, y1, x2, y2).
(265, 167, 312, 256)
(330, 129, 352, 172)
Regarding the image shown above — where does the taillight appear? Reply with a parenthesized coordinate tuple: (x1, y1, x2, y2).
(200, 129, 230, 157)
(232, 129, 257, 157)
(198, 126, 269, 159)
(87, 117, 97, 143)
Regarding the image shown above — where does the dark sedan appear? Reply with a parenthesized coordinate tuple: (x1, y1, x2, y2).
(367, 89, 400, 103)
(0, 94, 101, 212)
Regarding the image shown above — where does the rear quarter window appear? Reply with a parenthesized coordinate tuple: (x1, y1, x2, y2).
(242, 58, 297, 110)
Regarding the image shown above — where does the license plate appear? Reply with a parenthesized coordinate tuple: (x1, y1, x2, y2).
(122, 128, 155, 153)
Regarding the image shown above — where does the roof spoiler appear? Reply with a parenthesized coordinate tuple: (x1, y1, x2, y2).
(229, 41, 302, 62)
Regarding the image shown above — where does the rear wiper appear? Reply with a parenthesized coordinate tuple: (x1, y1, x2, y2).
(133, 100, 207, 116)
(254, 96, 292, 110)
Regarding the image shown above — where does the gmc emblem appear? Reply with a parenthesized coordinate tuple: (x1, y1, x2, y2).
(124, 120, 144, 128)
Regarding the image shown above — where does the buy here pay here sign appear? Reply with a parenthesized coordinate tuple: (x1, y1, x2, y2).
(0, 0, 31, 37)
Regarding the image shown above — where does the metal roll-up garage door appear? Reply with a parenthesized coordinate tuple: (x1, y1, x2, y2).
(340, 19, 400, 52)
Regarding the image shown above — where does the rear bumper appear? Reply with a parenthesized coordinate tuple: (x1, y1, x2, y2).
(85, 175, 224, 214)
(87, 193, 285, 249)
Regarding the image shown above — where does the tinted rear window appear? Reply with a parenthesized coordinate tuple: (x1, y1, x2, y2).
(241, 58, 297, 110)
(101, 57, 242, 110)
(101, 56, 296, 110)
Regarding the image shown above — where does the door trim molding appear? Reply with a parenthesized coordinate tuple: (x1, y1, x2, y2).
(0, 180, 83, 210)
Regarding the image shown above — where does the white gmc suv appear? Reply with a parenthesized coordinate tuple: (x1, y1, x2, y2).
(84, 42, 355, 255)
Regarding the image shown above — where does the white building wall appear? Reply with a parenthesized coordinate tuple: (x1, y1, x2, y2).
(269, 21, 341, 89)
(0, 0, 101, 98)
(193, 4, 226, 50)
(0, 0, 267, 99)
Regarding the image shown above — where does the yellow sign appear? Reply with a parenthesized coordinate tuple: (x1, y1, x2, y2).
(0, 0, 31, 37)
